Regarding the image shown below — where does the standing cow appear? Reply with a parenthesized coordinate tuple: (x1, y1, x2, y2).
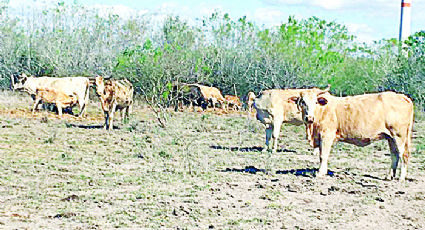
(254, 87, 329, 152)
(95, 76, 134, 130)
(33, 87, 78, 117)
(12, 73, 90, 116)
(299, 91, 414, 182)
(224, 95, 242, 111)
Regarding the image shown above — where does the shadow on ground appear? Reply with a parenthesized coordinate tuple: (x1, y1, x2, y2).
(221, 166, 334, 177)
(65, 123, 118, 130)
(210, 145, 296, 153)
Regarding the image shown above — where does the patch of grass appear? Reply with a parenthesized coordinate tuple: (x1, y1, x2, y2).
(159, 150, 172, 159)
(266, 202, 281, 209)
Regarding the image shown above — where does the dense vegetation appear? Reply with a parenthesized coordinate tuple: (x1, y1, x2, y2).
(0, 1, 424, 109)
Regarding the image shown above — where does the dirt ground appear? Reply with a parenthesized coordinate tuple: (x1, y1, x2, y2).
(0, 91, 424, 229)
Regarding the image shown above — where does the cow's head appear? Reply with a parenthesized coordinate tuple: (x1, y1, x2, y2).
(12, 73, 29, 91)
(95, 76, 105, 96)
(299, 86, 331, 124)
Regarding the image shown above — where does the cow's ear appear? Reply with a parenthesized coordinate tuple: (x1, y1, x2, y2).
(289, 96, 299, 104)
(317, 97, 328, 106)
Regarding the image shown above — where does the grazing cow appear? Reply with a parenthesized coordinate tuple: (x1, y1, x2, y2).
(299, 91, 414, 181)
(254, 87, 329, 152)
(193, 84, 225, 109)
(95, 76, 134, 130)
(169, 82, 206, 111)
(246, 91, 255, 112)
(172, 83, 225, 110)
(224, 95, 242, 111)
(12, 73, 90, 116)
(33, 87, 78, 116)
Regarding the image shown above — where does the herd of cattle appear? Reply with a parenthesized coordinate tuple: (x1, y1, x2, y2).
(11, 73, 414, 182)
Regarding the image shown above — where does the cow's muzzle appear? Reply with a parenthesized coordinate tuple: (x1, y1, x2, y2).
(304, 116, 314, 124)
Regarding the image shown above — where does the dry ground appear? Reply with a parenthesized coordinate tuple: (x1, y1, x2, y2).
(0, 90, 424, 229)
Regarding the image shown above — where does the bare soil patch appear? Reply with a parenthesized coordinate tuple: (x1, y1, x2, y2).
(1, 91, 424, 229)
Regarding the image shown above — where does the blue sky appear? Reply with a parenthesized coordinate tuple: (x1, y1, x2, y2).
(7, 0, 425, 43)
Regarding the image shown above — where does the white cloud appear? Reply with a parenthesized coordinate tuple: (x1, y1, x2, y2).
(311, 0, 345, 10)
(92, 4, 148, 19)
(345, 23, 375, 43)
(253, 8, 285, 26)
(261, 0, 402, 11)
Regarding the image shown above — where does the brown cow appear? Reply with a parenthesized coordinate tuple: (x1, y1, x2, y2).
(299, 91, 414, 182)
(224, 95, 242, 111)
(196, 84, 225, 109)
(254, 87, 329, 152)
(33, 87, 78, 116)
(95, 76, 134, 130)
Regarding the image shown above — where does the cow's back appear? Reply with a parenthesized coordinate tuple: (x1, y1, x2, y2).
(321, 92, 413, 141)
(113, 79, 134, 106)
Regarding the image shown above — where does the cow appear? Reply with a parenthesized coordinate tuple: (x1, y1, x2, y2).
(171, 83, 225, 111)
(224, 95, 242, 111)
(246, 91, 255, 112)
(95, 76, 134, 130)
(169, 82, 207, 111)
(193, 84, 225, 109)
(254, 87, 329, 152)
(33, 87, 78, 117)
(298, 91, 414, 182)
(12, 73, 90, 116)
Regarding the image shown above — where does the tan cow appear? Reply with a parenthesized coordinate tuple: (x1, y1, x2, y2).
(224, 95, 242, 111)
(254, 87, 329, 152)
(12, 73, 90, 116)
(95, 76, 134, 130)
(246, 91, 255, 112)
(194, 84, 225, 109)
(33, 87, 78, 116)
(299, 91, 414, 182)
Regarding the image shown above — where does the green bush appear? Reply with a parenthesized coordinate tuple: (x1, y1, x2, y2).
(1, 2, 425, 109)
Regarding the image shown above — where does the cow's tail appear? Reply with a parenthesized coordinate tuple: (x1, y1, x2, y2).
(80, 79, 90, 116)
(404, 96, 414, 163)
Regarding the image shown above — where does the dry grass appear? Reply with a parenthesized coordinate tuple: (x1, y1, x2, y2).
(1, 90, 425, 229)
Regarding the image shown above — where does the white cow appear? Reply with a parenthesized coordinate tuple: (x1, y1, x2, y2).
(13, 73, 90, 116)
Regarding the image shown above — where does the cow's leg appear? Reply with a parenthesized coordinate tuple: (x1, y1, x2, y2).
(32, 98, 42, 114)
(57, 105, 63, 117)
(104, 111, 110, 130)
(313, 147, 320, 156)
(78, 100, 85, 117)
(125, 105, 132, 122)
(317, 135, 334, 178)
(389, 136, 410, 182)
(398, 138, 409, 183)
(271, 119, 283, 152)
(387, 138, 400, 180)
(263, 124, 273, 152)
(109, 104, 117, 130)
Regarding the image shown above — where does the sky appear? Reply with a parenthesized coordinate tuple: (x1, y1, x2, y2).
(6, 0, 425, 43)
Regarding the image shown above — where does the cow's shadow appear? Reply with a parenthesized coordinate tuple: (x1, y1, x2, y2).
(210, 145, 296, 153)
(276, 168, 335, 177)
(221, 166, 268, 174)
(65, 123, 119, 130)
(221, 166, 334, 177)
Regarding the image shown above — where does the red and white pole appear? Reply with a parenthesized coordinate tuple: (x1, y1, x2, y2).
(399, 0, 412, 42)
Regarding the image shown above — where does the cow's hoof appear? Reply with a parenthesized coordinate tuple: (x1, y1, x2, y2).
(316, 172, 326, 178)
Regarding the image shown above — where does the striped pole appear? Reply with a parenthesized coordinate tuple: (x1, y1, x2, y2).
(399, 0, 412, 42)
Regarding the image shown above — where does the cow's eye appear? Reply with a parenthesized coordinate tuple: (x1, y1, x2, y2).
(317, 97, 328, 105)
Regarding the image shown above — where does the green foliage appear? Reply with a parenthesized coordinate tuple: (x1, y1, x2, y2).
(384, 31, 425, 108)
(1, 2, 425, 109)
